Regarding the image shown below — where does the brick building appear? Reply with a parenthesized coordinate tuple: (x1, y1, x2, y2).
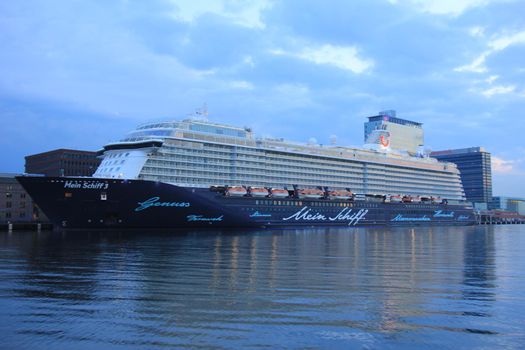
(0, 173, 47, 223)
(25, 149, 100, 177)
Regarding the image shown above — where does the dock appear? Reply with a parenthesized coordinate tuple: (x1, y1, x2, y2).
(476, 210, 525, 225)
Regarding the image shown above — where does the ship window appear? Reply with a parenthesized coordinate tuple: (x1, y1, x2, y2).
(101, 192, 107, 201)
(65, 192, 72, 198)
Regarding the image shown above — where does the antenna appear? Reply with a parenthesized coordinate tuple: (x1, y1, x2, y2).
(193, 103, 209, 121)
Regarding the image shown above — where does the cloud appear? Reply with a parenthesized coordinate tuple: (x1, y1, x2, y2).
(485, 75, 499, 83)
(168, 0, 272, 29)
(454, 52, 489, 73)
(271, 44, 373, 74)
(389, 0, 492, 16)
(488, 30, 525, 51)
(481, 84, 515, 97)
(455, 29, 525, 74)
(469, 26, 485, 37)
(492, 156, 516, 174)
(229, 80, 254, 90)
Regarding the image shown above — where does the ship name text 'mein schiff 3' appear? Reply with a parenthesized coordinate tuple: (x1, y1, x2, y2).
(17, 111, 476, 229)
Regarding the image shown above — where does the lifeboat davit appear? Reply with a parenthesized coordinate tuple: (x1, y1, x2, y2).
(269, 188, 289, 198)
(420, 196, 432, 202)
(249, 187, 269, 197)
(328, 190, 353, 200)
(297, 188, 324, 199)
(226, 186, 247, 197)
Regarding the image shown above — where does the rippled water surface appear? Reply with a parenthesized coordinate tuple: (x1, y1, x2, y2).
(1, 225, 524, 349)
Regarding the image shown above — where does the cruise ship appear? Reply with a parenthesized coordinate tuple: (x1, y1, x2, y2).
(17, 112, 476, 229)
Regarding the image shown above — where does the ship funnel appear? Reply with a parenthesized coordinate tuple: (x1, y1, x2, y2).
(364, 129, 391, 152)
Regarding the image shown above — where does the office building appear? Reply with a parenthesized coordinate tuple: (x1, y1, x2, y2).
(364, 110, 424, 154)
(490, 196, 525, 215)
(1, 173, 47, 223)
(431, 147, 492, 204)
(25, 149, 101, 177)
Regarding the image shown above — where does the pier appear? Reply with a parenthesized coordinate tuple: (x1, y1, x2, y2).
(476, 210, 525, 225)
(1, 222, 53, 231)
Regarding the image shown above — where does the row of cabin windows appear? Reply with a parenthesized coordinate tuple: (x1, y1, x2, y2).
(4, 193, 26, 198)
(4, 202, 26, 208)
(2, 212, 27, 218)
(253, 200, 380, 208)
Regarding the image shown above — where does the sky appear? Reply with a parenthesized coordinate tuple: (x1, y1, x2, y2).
(1, 0, 524, 197)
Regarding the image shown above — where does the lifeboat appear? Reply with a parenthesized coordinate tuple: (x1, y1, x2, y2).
(226, 186, 247, 197)
(296, 188, 324, 199)
(389, 194, 402, 203)
(269, 188, 289, 198)
(401, 195, 413, 203)
(249, 187, 269, 197)
(328, 190, 353, 200)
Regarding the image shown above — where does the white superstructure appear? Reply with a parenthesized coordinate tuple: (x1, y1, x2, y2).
(93, 117, 466, 200)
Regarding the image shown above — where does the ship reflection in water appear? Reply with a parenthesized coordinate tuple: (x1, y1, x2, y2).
(1, 226, 524, 349)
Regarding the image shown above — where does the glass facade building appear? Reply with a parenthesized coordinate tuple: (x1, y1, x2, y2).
(364, 110, 424, 154)
(431, 147, 492, 204)
(490, 197, 525, 215)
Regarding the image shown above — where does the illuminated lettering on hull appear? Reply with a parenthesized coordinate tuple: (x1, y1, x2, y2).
(282, 206, 368, 226)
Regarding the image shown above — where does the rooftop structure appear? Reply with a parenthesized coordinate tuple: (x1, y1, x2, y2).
(364, 110, 424, 154)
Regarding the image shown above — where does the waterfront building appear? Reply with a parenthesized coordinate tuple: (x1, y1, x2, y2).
(490, 196, 525, 215)
(364, 110, 424, 154)
(431, 147, 492, 205)
(25, 149, 100, 177)
(0, 173, 47, 223)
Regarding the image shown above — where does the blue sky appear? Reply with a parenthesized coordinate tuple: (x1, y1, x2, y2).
(1, 0, 524, 197)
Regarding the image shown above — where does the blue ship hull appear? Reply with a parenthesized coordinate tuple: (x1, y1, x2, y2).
(17, 176, 477, 229)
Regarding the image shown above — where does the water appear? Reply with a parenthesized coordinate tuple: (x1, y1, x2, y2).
(1, 225, 524, 349)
